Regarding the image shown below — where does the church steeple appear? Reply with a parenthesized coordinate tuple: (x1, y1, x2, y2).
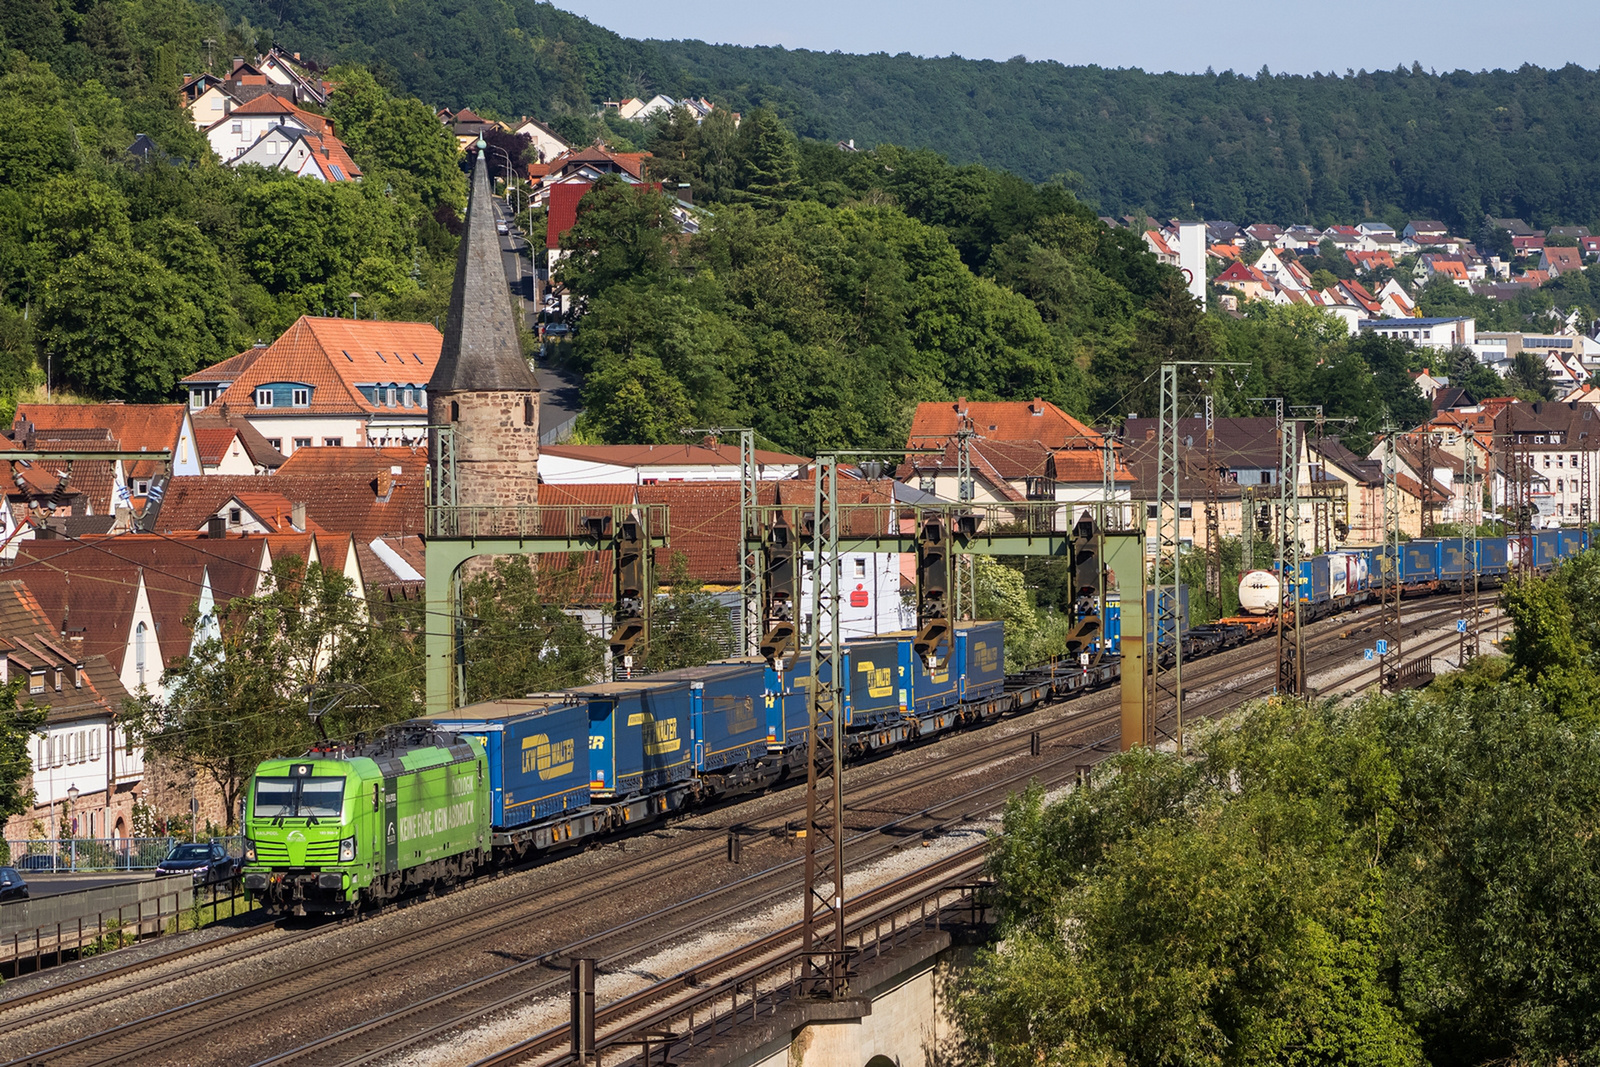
(428, 144, 541, 512)
(430, 145, 540, 394)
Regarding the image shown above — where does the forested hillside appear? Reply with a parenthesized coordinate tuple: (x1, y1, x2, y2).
(0, 1, 465, 403)
(211, 0, 1600, 229)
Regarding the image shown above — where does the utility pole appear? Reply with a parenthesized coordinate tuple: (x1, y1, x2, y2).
(1509, 405, 1534, 579)
(1276, 407, 1304, 696)
(1420, 429, 1437, 535)
(1459, 427, 1480, 665)
(1203, 395, 1223, 607)
(1379, 421, 1403, 689)
(952, 412, 977, 623)
(684, 427, 758, 653)
(802, 452, 848, 999)
(1102, 429, 1120, 531)
(800, 448, 908, 999)
(1156, 361, 1245, 751)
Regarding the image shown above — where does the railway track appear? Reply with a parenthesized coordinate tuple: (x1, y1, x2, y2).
(243, 598, 1499, 1067)
(453, 607, 1504, 1067)
(8, 593, 1491, 1067)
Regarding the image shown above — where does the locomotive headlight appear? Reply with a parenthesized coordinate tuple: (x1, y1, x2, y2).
(243, 839, 256, 864)
(338, 836, 357, 862)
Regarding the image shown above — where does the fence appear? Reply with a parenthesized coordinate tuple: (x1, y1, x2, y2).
(4, 836, 246, 873)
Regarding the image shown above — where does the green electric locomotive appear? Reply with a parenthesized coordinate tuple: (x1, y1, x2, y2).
(241, 725, 490, 916)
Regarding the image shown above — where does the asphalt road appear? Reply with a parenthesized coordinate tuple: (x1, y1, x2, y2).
(492, 194, 581, 441)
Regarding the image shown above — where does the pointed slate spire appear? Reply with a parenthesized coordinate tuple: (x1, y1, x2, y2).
(429, 147, 539, 393)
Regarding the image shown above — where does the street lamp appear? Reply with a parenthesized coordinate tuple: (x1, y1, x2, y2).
(487, 144, 518, 217)
(349, 291, 363, 320)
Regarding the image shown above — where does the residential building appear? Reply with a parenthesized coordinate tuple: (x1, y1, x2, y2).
(186, 317, 443, 455)
(1540, 246, 1585, 276)
(1493, 401, 1600, 526)
(510, 117, 570, 162)
(1345, 249, 1395, 274)
(0, 580, 134, 843)
(1143, 229, 1179, 266)
(203, 93, 329, 164)
(182, 73, 236, 130)
(1403, 220, 1449, 244)
(229, 124, 361, 181)
(1213, 261, 1276, 302)
(1359, 317, 1475, 350)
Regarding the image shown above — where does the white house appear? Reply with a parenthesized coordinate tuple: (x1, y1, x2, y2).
(511, 117, 570, 163)
(1360, 317, 1476, 350)
(230, 124, 361, 181)
(185, 316, 442, 456)
(203, 92, 322, 164)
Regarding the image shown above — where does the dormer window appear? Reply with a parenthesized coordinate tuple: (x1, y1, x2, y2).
(403, 387, 414, 407)
(256, 388, 274, 407)
(292, 387, 310, 407)
(386, 386, 397, 407)
(28, 670, 43, 695)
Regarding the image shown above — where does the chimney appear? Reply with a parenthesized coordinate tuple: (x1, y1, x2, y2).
(376, 469, 394, 500)
(206, 515, 225, 538)
(1030, 397, 1044, 415)
(291, 502, 306, 531)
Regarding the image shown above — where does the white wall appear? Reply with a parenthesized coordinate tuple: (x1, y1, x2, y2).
(241, 416, 368, 455)
(1179, 222, 1208, 310)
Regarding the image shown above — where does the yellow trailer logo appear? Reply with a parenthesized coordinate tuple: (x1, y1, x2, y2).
(522, 733, 576, 780)
(643, 715, 681, 756)
(856, 660, 895, 698)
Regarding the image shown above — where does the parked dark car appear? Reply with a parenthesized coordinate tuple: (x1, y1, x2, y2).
(0, 866, 27, 902)
(14, 853, 60, 872)
(155, 842, 235, 886)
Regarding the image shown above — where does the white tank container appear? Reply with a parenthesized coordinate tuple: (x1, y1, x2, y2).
(1238, 569, 1282, 615)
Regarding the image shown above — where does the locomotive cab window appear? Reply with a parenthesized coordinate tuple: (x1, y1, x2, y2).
(254, 776, 345, 818)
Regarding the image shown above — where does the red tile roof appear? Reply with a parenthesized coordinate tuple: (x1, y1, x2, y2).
(0, 580, 129, 721)
(547, 182, 589, 249)
(222, 92, 329, 132)
(14, 404, 186, 454)
(1215, 261, 1262, 285)
(907, 399, 1102, 451)
(181, 347, 265, 386)
(203, 316, 441, 418)
(1049, 449, 1136, 483)
(149, 449, 425, 542)
(194, 427, 237, 468)
(295, 129, 363, 181)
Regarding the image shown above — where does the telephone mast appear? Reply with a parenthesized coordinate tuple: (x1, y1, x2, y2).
(1459, 427, 1480, 665)
(1203, 395, 1223, 606)
(1276, 406, 1304, 695)
(1379, 421, 1403, 689)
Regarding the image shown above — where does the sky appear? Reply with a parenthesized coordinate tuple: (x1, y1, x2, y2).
(552, 0, 1600, 76)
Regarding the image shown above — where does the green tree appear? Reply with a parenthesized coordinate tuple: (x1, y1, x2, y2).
(39, 241, 205, 399)
(557, 176, 676, 301)
(645, 553, 736, 670)
(733, 108, 801, 204)
(128, 559, 414, 827)
(459, 557, 606, 704)
(0, 680, 46, 863)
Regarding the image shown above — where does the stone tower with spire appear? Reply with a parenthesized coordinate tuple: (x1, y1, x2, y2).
(429, 141, 541, 515)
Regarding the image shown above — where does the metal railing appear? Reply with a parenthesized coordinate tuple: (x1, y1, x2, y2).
(426, 502, 671, 542)
(5, 836, 246, 873)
